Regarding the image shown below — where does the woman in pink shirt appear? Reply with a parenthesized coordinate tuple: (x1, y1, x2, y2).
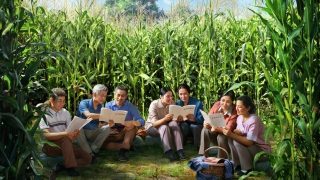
(223, 95, 271, 176)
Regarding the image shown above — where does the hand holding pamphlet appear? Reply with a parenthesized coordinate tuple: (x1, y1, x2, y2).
(200, 110, 226, 127)
(66, 116, 91, 132)
(99, 108, 128, 125)
(169, 105, 196, 121)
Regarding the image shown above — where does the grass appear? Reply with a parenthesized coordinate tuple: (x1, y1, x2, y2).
(42, 143, 198, 179)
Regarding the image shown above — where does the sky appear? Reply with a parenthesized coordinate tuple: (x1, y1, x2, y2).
(35, 0, 257, 15)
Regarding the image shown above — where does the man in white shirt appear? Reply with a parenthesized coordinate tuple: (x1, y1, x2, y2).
(39, 88, 91, 177)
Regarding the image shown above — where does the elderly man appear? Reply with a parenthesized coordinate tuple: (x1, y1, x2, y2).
(77, 84, 111, 162)
(103, 85, 145, 161)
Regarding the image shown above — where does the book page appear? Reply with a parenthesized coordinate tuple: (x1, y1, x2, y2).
(169, 105, 195, 120)
(181, 105, 195, 120)
(169, 105, 182, 120)
(66, 116, 91, 132)
(99, 108, 127, 124)
(200, 110, 225, 127)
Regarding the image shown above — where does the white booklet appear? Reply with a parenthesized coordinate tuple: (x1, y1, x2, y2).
(169, 105, 196, 121)
(99, 108, 128, 125)
(66, 116, 91, 132)
(200, 110, 226, 127)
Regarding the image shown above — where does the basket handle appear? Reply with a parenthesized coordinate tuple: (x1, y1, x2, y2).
(204, 146, 230, 160)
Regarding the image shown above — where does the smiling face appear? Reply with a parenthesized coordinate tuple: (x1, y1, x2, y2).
(178, 88, 190, 104)
(50, 96, 66, 112)
(115, 89, 128, 106)
(93, 90, 107, 105)
(161, 91, 173, 105)
(220, 95, 233, 112)
(236, 100, 250, 116)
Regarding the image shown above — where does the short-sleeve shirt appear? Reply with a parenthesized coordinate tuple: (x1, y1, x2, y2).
(39, 107, 71, 132)
(236, 114, 271, 152)
(145, 99, 174, 130)
(77, 99, 103, 130)
(176, 97, 204, 124)
(105, 100, 145, 127)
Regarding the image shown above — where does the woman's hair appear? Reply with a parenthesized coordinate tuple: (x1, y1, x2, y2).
(177, 83, 191, 94)
(92, 84, 108, 95)
(50, 88, 66, 101)
(160, 87, 172, 96)
(221, 90, 235, 101)
(237, 95, 256, 114)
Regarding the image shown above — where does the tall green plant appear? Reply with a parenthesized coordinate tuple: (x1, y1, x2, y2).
(252, 0, 320, 178)
(0, 0, 50, 179)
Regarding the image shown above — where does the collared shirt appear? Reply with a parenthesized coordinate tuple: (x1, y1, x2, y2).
(77, 99, 103, 130)
(105, 100, 145, 127)
(236, 114, 271, 152)
(176, 97, 204, 124)
(39, 107, 71, 132)
(145, 99, 174, 130)
(209, 101, 238, 132)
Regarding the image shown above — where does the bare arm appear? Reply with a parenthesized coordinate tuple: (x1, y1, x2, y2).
(223, 128, 254, 146)
(83, 110, 100, 120)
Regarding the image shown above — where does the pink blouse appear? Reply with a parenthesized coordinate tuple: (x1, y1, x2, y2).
(236, 114, 271, 152)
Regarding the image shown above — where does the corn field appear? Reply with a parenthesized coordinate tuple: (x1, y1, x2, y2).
(1, 0, 319, 179)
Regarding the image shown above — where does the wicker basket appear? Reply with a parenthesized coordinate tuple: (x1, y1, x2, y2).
(201, 146, 230, 179)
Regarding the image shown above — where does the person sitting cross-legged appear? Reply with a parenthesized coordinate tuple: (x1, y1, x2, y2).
(39, 88, 92, 177)
(103, 85, 145, 162)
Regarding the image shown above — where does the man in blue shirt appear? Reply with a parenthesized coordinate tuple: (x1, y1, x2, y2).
(104, 85, 145, 161)
(77, 84, 111, 162)
(176, 84, 204, 149)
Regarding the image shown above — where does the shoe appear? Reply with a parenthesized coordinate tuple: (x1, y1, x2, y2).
(165, 150, 177, 161)
(236, 169, 252, 176)
(129, 145, 135, 151)
(66, 168, 80, 177)
(177, 150, 186, 161)
(53, 163, 65, 173)
(91, 154, 97, 164)
(118, 149, 129, 162)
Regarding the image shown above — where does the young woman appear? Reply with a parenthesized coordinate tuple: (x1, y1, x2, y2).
(198, 91, 237, 158)
(145, 87, 186, 161)
(176, 84, 204, 148)
(223, 95, 271, 175)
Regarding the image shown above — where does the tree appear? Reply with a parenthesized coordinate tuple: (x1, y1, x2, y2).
(105, 0, 164, 18)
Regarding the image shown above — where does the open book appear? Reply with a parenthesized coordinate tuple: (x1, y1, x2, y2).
(169, 105, 196, 121)
(200, 110, 226, 127)
(66, 116, 91, 132)
(99, 108, 128, 125)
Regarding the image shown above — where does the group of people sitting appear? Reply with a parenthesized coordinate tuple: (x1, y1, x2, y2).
(39, 83, 271, 177)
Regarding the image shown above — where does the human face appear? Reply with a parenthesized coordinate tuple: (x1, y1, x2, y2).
(236, 100, 250, 116)
(178, 88, 190, 104)
(93, 90, 107, 105)
(161, 91, 173, 105)
(50, 96, 65, 112)
(115, 89, 127, 106)
(220, 95, 233, 112)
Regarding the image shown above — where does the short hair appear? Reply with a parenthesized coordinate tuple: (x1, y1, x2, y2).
(114, 85, 128, 94)
(160, 87, 172, 96)
(92, 84, 108, 94)
(237, 95, 256, 114)
(50, 88, 66, 100)
(221, 90, 235, 101)
(178, 83, 191, 94)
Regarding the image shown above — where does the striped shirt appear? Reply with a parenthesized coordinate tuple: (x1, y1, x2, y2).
(39, 107, 71, 132)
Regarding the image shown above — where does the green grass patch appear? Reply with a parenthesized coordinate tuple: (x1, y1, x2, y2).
(49, 144, 198, 179)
